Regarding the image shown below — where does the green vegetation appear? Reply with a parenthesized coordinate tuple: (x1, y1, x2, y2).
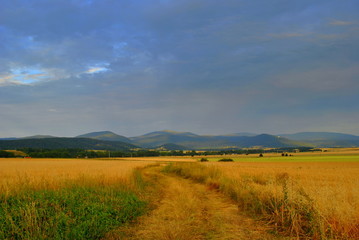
(0, 150, 15, 158)
(0, 187, 145, 239)
(18, 148, 191, 158)
(203, 155, 359, 162)
(0, 168, 151, 240)
(218, 158, 234, 162)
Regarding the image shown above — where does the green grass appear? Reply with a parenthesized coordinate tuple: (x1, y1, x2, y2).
(0, 184, 147, 239)
(203, 155, 359, 162)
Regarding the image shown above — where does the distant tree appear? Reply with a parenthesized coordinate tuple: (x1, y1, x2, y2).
(259, 153, 263, 157)
(0, 150, 15, 158)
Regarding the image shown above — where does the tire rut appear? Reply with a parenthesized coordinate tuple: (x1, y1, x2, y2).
(107, 166, 284, 240)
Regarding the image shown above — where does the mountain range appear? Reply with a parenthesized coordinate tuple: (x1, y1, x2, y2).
(0, 137, 136, 151)
(1, 130, 359, 150)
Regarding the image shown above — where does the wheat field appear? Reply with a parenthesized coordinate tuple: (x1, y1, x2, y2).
(208, 161, 359, 238)
(0, 158, 154, 193)
(0, 158, 155, 239)
(163, 157, 359, 239)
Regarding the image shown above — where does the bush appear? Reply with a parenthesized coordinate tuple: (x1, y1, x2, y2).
(218, 158, 234, 162)
(0, 150, 15, 158)
(199, 158, 208, 162)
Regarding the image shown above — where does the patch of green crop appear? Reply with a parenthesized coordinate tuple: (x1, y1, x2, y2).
(0, 185, 146, 240)
(206, 155, 359, 162)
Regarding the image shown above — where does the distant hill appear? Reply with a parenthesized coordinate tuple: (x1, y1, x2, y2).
(0, 138, 17, 141)
(76, 131, 133, 143)
(231, 134, 312, 148)
(130, 130, 201, 147)
(280, 132, 359, 147)
(221, 132, 257, 137)
(2, 130, 359, 150)
(131, 131, 308, 149)
(156, 143, 190, 151)
(21, 135, 57, 139)
(0, 138, 137, 151)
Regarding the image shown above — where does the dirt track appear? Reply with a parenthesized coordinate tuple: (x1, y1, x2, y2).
(109, 166, 283, 240)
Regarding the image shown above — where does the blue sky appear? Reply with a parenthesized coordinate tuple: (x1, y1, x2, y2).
(0, 0, 358, 137)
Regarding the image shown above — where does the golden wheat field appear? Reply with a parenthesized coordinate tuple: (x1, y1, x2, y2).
(203, 161, 359, 238)
(0, 158, 154, 193)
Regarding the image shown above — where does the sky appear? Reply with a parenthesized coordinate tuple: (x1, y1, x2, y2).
(0, 0, 359, 137)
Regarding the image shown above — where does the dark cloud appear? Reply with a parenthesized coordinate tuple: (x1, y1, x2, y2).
(0, 0, 358, 137)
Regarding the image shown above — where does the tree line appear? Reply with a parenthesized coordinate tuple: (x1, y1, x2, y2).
(0, 147, 317, 158)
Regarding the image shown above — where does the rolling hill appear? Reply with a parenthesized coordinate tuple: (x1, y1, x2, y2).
(156, 143, 191, 151)
(279, 132, 359, 147)
(21, 135, 58, 139)
(76, 131, 133, 143)
(0, 138, 137, 151)
(130, 130, 309, 149)
(1, 131, 358, 150)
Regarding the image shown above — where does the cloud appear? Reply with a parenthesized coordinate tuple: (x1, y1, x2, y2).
(330, 20, 355, 26)
(0, 66, 71, 86)
(0, 0, 359, 136)
(271, 65, 359, 93)
(268, 32, 307, 38)
(0, 68, 46, 86)
(85, 66, 109, 74)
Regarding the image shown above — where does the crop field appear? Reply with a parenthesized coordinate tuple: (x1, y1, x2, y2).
(164, 155, 359, 239)
(0, 158, 154, 192)
(202, 154, 359, 162)
(213, 161, 359, 238)
(1, 154, 358, 239)
(0, 158, 154, 239)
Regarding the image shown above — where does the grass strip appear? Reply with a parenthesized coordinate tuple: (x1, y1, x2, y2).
(0, 183, 147, 239)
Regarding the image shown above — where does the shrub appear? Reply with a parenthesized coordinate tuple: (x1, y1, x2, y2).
(218, 158, 234, 162)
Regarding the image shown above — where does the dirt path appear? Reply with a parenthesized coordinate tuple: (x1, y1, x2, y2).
(107, 166, 284, 240)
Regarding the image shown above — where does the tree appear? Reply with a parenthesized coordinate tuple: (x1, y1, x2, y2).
(0, 150, 15, 158)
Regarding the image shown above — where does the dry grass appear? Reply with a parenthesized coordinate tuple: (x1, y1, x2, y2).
(209, 162, 359, 239)
(99, 156, 197, 162)
(0, 158, 156, 239)
(164, 160, 359, 239)
(113, 166, 277, 240)
(0, 158, 154, 193)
